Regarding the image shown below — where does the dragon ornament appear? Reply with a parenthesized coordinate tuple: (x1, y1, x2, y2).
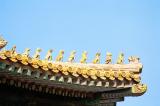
(132, 84, 147, 94)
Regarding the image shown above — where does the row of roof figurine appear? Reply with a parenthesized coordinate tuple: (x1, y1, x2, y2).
(1, 45, 140, 64)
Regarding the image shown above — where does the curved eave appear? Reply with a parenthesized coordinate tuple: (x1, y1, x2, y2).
(0, 48, 147, 98)
(0, 58, 141, 89)
(100, 84, 147, 99)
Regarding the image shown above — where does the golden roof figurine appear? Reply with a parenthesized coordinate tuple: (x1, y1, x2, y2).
(22, 48, 30, 57)
(92, 52, 101, 64)
(80, 51, 87, 63)
(9, 46, 18, 62)
(105, 52, 112, 64)
(11, 45, 17, 54)
(33, 48, 42, 59)
(128, 56, 140, 64)
(68, 50, 76, 62)
(116, 53, 124, 64)
(0, 36, 7, 49)
(56, 50, 64, 62)
(21, 48, 30, 65)
(45, 49, 53, 61)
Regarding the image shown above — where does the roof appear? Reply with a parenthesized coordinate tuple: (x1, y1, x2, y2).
(0, 36, 147, 98)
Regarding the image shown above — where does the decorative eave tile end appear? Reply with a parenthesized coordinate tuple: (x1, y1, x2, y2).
(131, 83, 147, 95)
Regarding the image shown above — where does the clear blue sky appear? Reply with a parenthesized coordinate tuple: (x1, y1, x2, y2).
(0, 0, 159, 105)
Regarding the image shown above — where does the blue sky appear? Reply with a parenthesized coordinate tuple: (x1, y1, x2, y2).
(0, 0, 159, 105)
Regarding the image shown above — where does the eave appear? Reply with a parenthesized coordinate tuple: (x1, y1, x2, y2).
(0, 36, 147, 99)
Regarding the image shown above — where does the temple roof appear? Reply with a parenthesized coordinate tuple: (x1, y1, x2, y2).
(0, 36, 147, 98)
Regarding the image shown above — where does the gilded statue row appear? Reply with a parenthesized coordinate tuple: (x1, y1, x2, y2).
(0, 36, 139, 64)
(1, 46, 139, 64)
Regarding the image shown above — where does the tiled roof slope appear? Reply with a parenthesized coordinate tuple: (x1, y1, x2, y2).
(0, 36, 147, 98)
